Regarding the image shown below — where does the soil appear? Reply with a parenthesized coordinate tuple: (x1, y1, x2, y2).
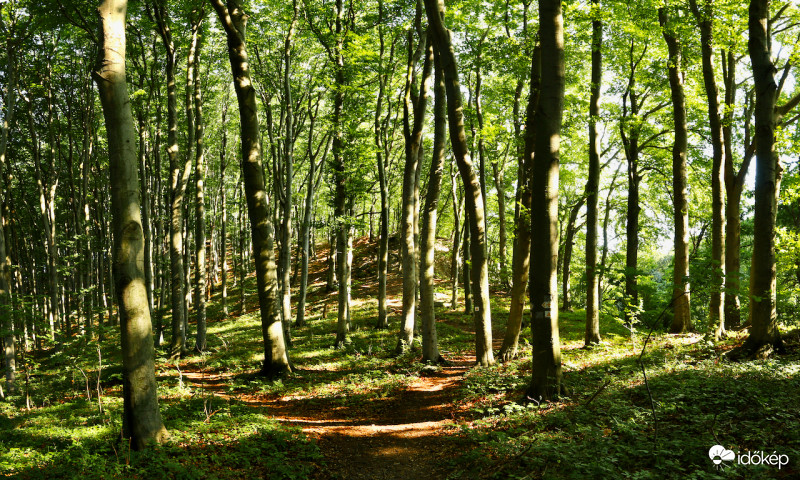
(267, 356, 473, 480)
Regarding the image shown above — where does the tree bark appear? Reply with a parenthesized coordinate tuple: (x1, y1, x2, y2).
(278, 4, 298, 346)
(0, 22, 18, 392)
(94, 0, 167, 449)
(561, 196, 585, 312)
(585, 0, 602, 345)
(375, 4, 391, 329)
(743, 0, 782, 355)
(420, 47, 446, 364)
(659, 6, 692, 333)
(723, 50, 748, 329)
(192, 15, 207, 353)
(423, 0, 493, 366)
(211, 0, 292, 377)
(527, 0, 564, 400)
(690, 0, 725, 339)
(498, 45, 539, 362)
(150, 0, 188, 358)
(398, 27, 432, 354)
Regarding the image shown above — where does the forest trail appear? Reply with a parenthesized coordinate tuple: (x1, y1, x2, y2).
(267, 356, 472, 479)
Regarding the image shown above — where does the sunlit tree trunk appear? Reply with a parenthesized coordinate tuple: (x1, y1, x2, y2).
(659, 6, 692, 333)
(499, 45, 539, 362)
(151, 1, 188, 357)
(527, 0, 565, 400)
(398, 25, 432, 354)
(743, 0, 782, 356)
(94, 0, 167, 448)
(211, 0, 292, 377)
(420, 48, 446, 364)
(585, 0, 602, 345)
(690, 0, 725, 339)
(424, 0, 493, 366)
(192, 17, 207, 353)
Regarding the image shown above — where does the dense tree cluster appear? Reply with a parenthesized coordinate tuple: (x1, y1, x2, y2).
(0, 0, 798, 447)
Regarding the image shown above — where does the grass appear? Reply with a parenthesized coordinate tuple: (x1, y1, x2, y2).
(1, 238, 798, 479)
(448, 310, 800, 479)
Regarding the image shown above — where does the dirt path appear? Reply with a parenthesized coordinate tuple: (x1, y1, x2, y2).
(265, 358, 473, 480)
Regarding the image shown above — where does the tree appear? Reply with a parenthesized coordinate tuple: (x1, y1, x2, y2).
(94, 0, 167, 449)
(527, 0, 565, 401)
(584, 0, 602, 346)
(149, 0, 191, 358)
(420, 46, 446, 364)
(659, 4, 691, 333)
(741, 0, 783, 357)
(211, 0, 291, 377)
(398, 18, 432, 354)
(424, 0, 494, 366)
(689, 0, 725, 339)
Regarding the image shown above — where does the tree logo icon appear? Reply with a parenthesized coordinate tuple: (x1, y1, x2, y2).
(709, 445, 735, 466)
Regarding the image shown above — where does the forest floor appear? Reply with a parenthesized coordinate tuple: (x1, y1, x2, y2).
(2, 236, 800, 479)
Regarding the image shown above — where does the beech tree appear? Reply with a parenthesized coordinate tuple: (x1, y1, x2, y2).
(211, 0, 291, 377)
(94, 0, 167, 449)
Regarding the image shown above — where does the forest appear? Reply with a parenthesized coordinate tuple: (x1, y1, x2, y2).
(0, 0, 799, 478)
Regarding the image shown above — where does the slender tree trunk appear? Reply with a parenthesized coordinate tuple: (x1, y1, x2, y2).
(659, 6, 692, 333)
(398, 28, 432, 353)
(527, 0, 564, 400)
(420, 48, 446, 363)
(690, 0, 725, 339)
(743, 0, 782, 356)
(94, 0, 167, 449)
(449, 166, 462, 309)
(0, 30, 18, 392)
(492, 160, 508, 286)
(220, 99, 229, 317)
(375, 6, 391, 329)
(211, 0, 292, 377)
(499, 45, 539, 362)
(279, 4, 298, 346)
(192, 18, 207, 353)
(424, 0, 493, 366)
(296, 98, 322, 328)
(723, 50, 747, 329)
(585, 0, 602, 345)
(151, 2, 188, 357)
(561, 196, 585, 312)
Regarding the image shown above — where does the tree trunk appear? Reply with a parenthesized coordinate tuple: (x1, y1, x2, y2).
(192, 18, 207, 353)
(94, 0, 167, 449)
(0, 27, 18, 392)
(375, 6, 391, 329)
(420, 47, 446, 364)
(585, 0, 602, 345)
(690, 0, 725, 339)
(220, 99, 229, 317)
(527, 0, 564, 400)
(278, 5, 298, 346)
(561, 196, 585, 312)
(424, 0, 493, 366)
(297, 97, 323, 328)
(723, 50, 748, 330)
(498, 45, 540, 362)
(211, 0, 292, 377)
(151, 2, 188, 358)
(449, 165, 462, 309)
(659, 6, 692, 333)
(398, 28, 432, 354)
(492, 160, 508, 286)
(743, 0, 782, 355)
